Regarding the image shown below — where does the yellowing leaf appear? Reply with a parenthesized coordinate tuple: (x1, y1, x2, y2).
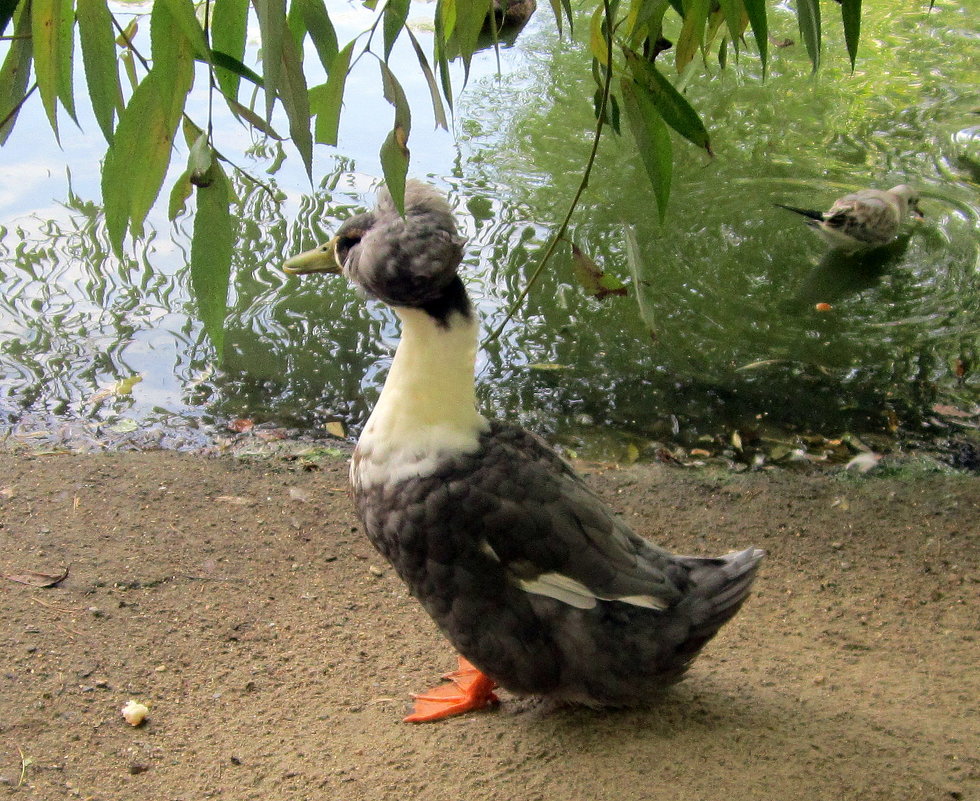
(570, 242, 627, 300)
(325, 421, 345, 438)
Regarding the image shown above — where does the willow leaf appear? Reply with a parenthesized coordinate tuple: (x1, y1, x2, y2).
(796, 0, 820, 73)
(168, 168, 193, 220)
(190, 158, 234, 356)
(77, 0, 122, 143)
(624, 225, 657, 335)
(840, 0, 861, 71)
(102, 50, 192, 252)
(254, 0, 286, 121)
(675, 0, 709, 73)
(433, 0, 454, 110)
(383, 0, 409, 60)
(32, 0, 76, 134)
(621, 77, 671, 222)
(225, 94, 283, 138)
(0, 0, 33, 144)
(312, 40, 353, 145)
(297, 0, 338, 71)
(624, 48, 710, 153)
(212, 0, 249, 98)
(716, 0, 741, 49)
(453, 0, 490, 81)
(158, 0, 211, 61)
(406, 26, 447, 130)
(211, 50, 264, 88)
(278, 14, 314, 178)
(379, 62, 411, 214)
(741, 0, 767, 75)
(379, 125, 410, 216)
(548, 0, 563, 36)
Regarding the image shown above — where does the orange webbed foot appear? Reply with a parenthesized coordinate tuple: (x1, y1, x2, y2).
(403, 657, 499, 723)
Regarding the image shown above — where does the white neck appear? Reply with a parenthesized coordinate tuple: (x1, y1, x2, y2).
(353, 307, 488, 488)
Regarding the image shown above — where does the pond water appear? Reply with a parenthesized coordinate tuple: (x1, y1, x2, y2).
(0, 0, 977, 460)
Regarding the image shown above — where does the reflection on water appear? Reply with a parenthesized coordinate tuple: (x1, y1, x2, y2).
(0, 1, 977, 457)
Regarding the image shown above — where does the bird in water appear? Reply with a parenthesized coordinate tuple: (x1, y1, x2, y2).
(776, 184, 923, 250)
(283, 181, 764, 722)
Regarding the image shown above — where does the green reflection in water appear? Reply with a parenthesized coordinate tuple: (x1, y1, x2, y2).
(0, 1, 976, 456)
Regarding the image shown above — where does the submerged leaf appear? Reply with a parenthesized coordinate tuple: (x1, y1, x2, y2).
(570, 242, 627, 299)
(623, 225, 657, 337)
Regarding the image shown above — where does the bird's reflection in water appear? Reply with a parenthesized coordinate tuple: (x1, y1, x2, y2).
(787, 234, 912, 311)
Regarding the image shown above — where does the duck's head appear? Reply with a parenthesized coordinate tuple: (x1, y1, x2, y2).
(890, 184, 925, 219)
(284, 181, 468, 314)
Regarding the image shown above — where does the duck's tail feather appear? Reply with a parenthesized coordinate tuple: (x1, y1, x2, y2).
(775, 203, 825, 221)
(678, 547, 765, 636)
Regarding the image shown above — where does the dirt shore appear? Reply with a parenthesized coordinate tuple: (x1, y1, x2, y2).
(0, 449, 976, 800)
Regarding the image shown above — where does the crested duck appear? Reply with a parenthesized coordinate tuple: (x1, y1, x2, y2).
(284, 181, 764, 722)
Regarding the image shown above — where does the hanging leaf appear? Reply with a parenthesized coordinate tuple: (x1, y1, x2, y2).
(76, 0, 122, 143)
(379, 63, 411, 214)
(225, 94, 284, 139)
(571, 242, 627, 300)
(674, 0, 709, 73)
(168, 168, 194, 220)
(32, 0, 77, 135)
(446, 0, 489, 81)
(741, 0, 767, 76)
(0, 0, 33, 145)
(796, 0, 821, 73)
(623, 225, 657, 337)
(406, 27, 448, 130)
(297, 0, 338, 71)
(212, 0, 249, 98)
(254, 0, 286, 121)
(277, 14, 314, 178)
(312, 39, 354, 146)
(158, 0, 211, 61)
(211, 50, 264, 89)
(620, 77, 671, 222)
(623, 48, 710, 154)
(190, 158, 234, 356)
(589, 4, 611, 66)
(102, 39, 193, 253)
(715, 0, 742, 50)
(383, 0, 410, 60)
(840, 0, 861, 71)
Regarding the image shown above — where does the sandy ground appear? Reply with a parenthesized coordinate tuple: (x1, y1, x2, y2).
(0, 449, 977, 801)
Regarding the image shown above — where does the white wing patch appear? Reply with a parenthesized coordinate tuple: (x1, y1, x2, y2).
(515, 571, 668, 611)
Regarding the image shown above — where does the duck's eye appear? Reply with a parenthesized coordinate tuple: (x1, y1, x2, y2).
(335, 232, 362, 265)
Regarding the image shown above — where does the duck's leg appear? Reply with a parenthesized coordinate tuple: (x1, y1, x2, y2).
(403, 657, 499, 723)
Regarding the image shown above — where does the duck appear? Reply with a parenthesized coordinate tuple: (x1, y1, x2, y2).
(776, 184, 923, 250)
(283, 181, 764, 722)
(487, 0, 537, 30)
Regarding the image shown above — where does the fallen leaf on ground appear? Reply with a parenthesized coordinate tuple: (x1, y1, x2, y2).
(215, 495, 255, 506)
(227, 418, 255, 433)
(4, 565, 71, 587)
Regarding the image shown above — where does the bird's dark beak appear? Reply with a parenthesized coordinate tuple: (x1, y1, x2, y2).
(283, 236, 342, 275)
